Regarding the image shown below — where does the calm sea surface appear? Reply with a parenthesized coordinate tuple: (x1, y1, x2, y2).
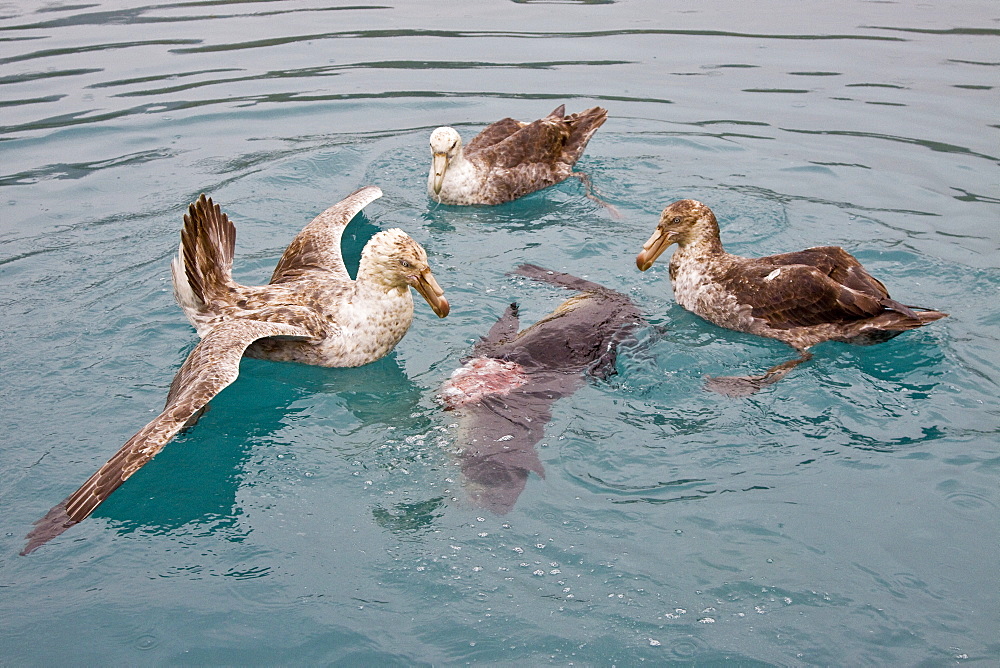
(1, 0, 998, 664)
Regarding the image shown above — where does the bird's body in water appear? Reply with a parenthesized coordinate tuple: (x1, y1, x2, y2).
(636, 199, 947, 395)
(23, 186, 449, 554)
(428, 105, 609, 207)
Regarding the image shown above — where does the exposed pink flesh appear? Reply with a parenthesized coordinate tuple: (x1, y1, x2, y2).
(439, 357, 529, 410)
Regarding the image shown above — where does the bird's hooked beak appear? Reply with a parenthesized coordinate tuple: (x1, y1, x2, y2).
(636, 227, 675, 271)
(410, 268, 450, 318)
(431, 152, 449, 195)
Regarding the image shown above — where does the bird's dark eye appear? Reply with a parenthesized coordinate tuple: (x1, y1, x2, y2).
(672, 216, 682, 224)
(399, 259, 411, 268)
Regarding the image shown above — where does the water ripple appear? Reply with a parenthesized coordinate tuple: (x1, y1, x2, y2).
(0, 3, 390, 31)
(0, 39, 202, 66)
(165, 29, 907, 56)
(0, 67, 102, 85)
(782, 128, 1000, 163)
(0, 148, 175, 185)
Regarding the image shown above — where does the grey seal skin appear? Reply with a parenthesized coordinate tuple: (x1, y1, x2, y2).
(440, 264, 644, 514)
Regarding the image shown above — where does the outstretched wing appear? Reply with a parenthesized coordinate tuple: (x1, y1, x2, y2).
(22, 318, 314, 555)
(269, 185, 382, 284)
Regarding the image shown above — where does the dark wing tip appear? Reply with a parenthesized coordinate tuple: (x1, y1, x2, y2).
(187, 193, 211, 219)
(21, 501, 78, 555)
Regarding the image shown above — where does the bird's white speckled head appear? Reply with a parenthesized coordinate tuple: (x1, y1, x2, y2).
(361, 229, 449, 317)
(429, 126, 462, 155)
(637, 199, 721, 271)
(429, 127, 463, 195)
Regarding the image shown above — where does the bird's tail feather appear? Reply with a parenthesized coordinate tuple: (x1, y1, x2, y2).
(562, 106, 608, 163)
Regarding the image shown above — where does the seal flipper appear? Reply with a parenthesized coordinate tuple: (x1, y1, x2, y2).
(587, 341, 620, 381)
(473, 303, 520, 357)
(511, 263, 606, 294)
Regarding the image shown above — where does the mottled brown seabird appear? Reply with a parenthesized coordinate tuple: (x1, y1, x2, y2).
(23, 185, 449, 554)
(428, 104, 610, 207)
(636, 199, 947, 396)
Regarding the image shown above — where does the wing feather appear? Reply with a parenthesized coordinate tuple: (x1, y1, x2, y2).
(762, 246, 891, 297)
(179, 194, 240, 305)
(471, 117, 572, 171)
(465, 118, 526, 154)
(22, 318, 314, 554)
(269, 185, 382, 284)
(718, 262, 886, 329)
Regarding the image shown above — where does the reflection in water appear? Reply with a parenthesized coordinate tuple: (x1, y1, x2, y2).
(99, 352, 425, 538)
(2, 0, 998, 662)
(23, 207, 429, 549)
(440, 264, 643, 513)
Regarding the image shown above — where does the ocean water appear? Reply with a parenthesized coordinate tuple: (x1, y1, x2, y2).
(1, 0, 998, 664)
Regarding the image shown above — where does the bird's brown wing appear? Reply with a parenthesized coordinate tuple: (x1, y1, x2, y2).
(179, 193, 241, 305)
(718, 262, 887, 330)
(465, 105, 567, 154)
(269, 185, 382, 284)
(465, 118, 527, 154)
(762, 246, 891, 298)
(469, 114, 573, 170)
(22, 318, 315, 555)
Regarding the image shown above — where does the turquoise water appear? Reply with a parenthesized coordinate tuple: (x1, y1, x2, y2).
(2, 0, 998, 664)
